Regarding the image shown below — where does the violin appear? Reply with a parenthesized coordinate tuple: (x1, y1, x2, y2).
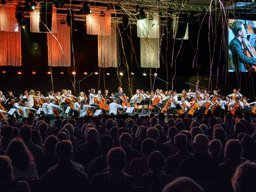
(242, 38, 256, 72)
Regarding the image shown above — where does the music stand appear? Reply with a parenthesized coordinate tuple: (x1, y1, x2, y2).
(141, 98, 150, 115)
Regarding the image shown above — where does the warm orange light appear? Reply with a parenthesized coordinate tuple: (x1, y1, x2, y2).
(47, 71, 51, 75)
(106, 73, 110, 76)
(17, 71, 22, 75)
(60, 72, 64, 75)
(32, 71, 36, 75)
(95, 72, 98, 75)
(84, 72, 88, 75)
(2, 71, 6, 74)
(72, 71, 76, 75)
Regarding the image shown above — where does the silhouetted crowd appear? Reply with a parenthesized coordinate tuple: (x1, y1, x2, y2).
(1, 112, 256, 192)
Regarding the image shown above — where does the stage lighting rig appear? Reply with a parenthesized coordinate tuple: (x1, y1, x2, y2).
(15, 6, 25, 26)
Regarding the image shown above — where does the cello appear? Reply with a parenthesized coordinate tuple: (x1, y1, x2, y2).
(134, 95, 143, 110)
(242, 38, 256, 72)
(120, 94, 131, 108)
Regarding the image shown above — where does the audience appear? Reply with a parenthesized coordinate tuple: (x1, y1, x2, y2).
(1, 112, 256, 192)
(0, 155, 31, 192)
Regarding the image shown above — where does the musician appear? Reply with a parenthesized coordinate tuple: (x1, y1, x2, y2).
(0, 91, 6, 102)
(55, 91, 61, 101)
(145, 91, 151, 98)
(114, 87, 124, 105)
(5, 91, 15, 110)
(21, 101, 36, 118)
(242, 97, 250, 113)
(73, 98, 81, 117)
(61, 89, 68, 110)
(201, 95, 213, 115)
(47, 91, 55, 101)
(79, 100, 95, 117)
(89, 89, 98, 109)
(26, 90, 35, 108)
(42, 98, 49, 115)
(166, 90, 178, 115)
(230, 20, 256, 72)
(46, 99, 63, 119)
(22, 90, 28, 100)
(108, 98, 123, 116)
(11, 99, 23, 118)
(210, 90, 218, 100)
(110, 92, 115, 100)
(228, 89, 243, 100)
(131, 89, 144, 101)
(225, 96, 235, 111)
(104, 90, 110, 101)
(177, 96, 191, 114)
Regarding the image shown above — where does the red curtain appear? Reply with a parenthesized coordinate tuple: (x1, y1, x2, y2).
(47, 17, 71, 67)
(0, 31, 22, 66)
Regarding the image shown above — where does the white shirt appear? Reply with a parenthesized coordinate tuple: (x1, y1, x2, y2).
(170, 96, 178, 108)
(73, 102, 80, 111)
(46, 103, 63, 115)
(42, 103, 48, 114)
(79, 104, 94, 117)
(228, 92, 243, 99)
(27, 95, 34, 108)
(177, 101, 190, 110)
(89, 93, 95, 105)
(13, 103, 22, 109)
(109, 103, 123, 115)
(61, 94, 67, 103)
(21, 107, 36, 118)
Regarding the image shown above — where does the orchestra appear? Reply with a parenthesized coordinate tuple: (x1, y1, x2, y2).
(1, 85, 256, 120)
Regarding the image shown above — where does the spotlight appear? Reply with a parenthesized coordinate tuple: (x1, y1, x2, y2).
(139, 8, 146, 20)
(154, 73, 157, 76)
(31, 2, 36, 11)
(2, 71, 6, 74)
(47, 71, 51, 75)
(71, 71, 76, 75)
(84, 3, 92, 14)
(95, 72, 98, 75)
(119, 72, 123, 76)
(17, 71, 22, 75)
(106, 73, 110, 76)
(32, 71, 36, 75)
(84, 72, 88, 75)
(60, 72, 64, 75)
(131, 72, 134, 75)
(22, 25, 25, 29)
(143, 73, 147, 76)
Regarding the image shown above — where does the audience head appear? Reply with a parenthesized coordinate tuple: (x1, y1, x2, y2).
(174, 134, 188, 150)
(119, 133, 132, 148)
(167, 127, 178, 141)
(107, 147, 127, 172)
(148, 151, 165, 173)
(0, 155, 14, 182)
(85, 128, 99, 142)
(44, 135, 59, 154)
(19, 125, 32, 142)
(193, 134, 209, 154)
(100, 135, 113, 154)
(208, 139, 223, 158)
(141, 138, 156, 157)
(55, 140, 73, 161)
(163, 177, 204, 192)
(1, 125, 13, 140)
(147, 128, 159, 141)
(224, 139, 242, 160)
(232, 161, 256, 192)
(6, 137, 34, 170)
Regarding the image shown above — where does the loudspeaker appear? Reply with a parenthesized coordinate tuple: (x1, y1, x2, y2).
(39, 3, 52, 32)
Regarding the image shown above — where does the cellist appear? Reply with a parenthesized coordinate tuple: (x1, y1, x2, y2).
(177, 96, 191, 115)
(242, 97, 250, 113)
(228, 89, 243, 101)
(201, 95, 213, 115)
(131, 89, 144, 111)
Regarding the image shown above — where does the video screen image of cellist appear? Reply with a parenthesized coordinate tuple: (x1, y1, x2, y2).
(228, 19, 256, 72)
